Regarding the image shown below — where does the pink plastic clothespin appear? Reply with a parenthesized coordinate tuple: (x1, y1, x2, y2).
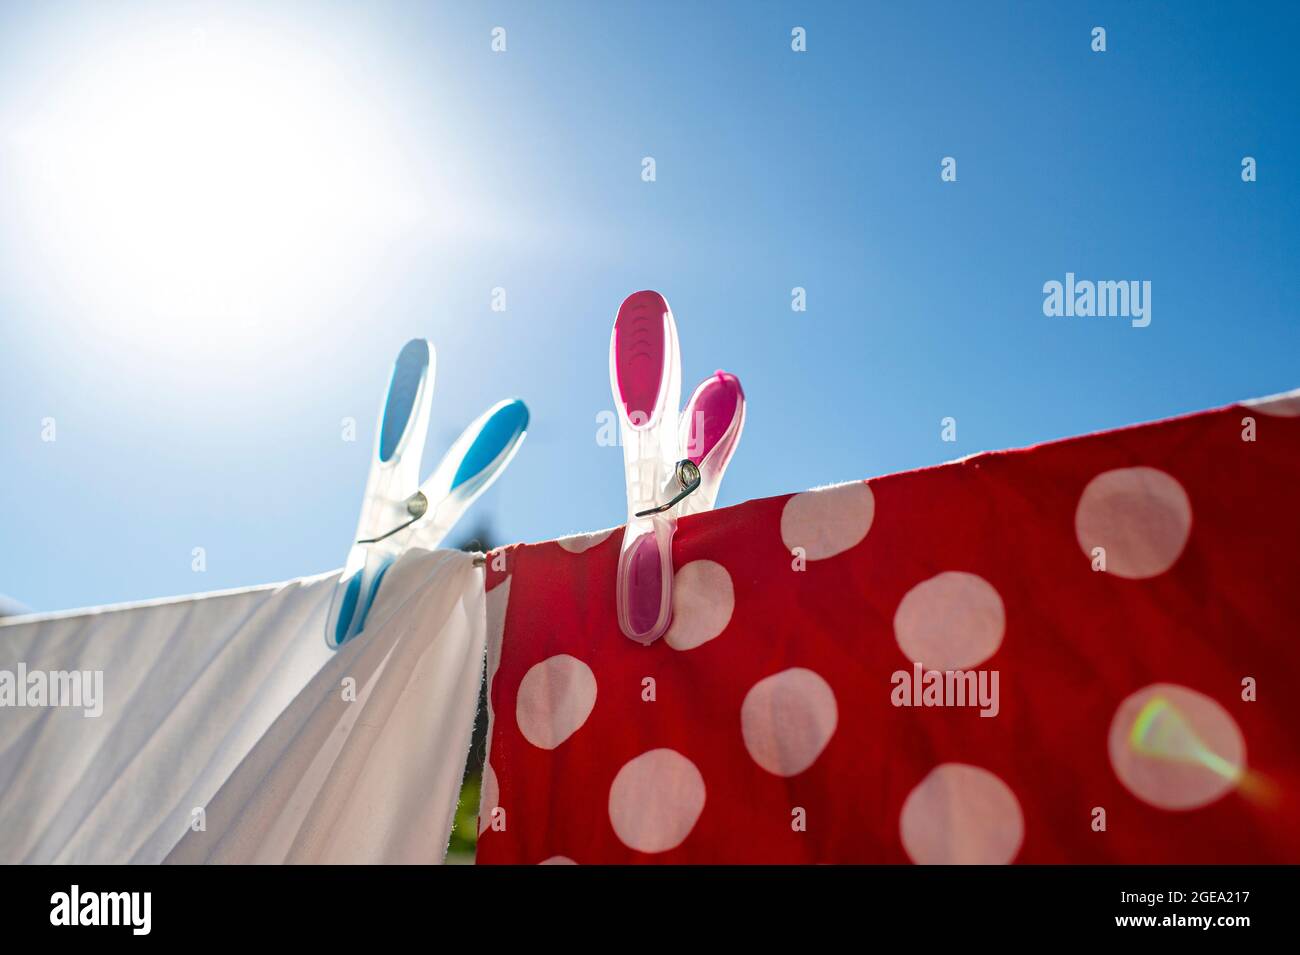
(609, 291, 746, 645)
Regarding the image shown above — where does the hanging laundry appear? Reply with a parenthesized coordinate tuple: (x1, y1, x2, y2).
(0, 548, 485, 864)
(0, 573, 338, 863)
(476, 390, 1300, 864)
(167, 548, 483, 864)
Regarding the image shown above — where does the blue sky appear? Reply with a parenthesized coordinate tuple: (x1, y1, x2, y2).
(2, 0, 1297, 612)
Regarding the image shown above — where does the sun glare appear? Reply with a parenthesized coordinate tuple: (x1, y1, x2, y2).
(6, 16, 428, 348)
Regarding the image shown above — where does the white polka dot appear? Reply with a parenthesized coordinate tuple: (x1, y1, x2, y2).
(664, 560, 734, 651)
(478, 762, 499, 836)
(780, 481, 874, 560)
(741, 668, 838, 777)
(556, 528, 616, 553)
(539, 855, 577, 865)
(515, 654, 597, 750)
(608, 749, 706, 854)
(899, 763, 1024, 865)
(1242, 388, 1300, 417)
(1075, 467, 1192, 579)
(893, 571, 1006, 670)
(1108, 683, 1245, 811)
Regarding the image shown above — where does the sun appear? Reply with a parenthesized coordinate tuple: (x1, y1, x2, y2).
(4, 13, 429, 351)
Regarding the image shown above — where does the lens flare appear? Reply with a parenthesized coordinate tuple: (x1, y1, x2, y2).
(1129, 696, 1241, 780)
(1128, 695, 1274, 804)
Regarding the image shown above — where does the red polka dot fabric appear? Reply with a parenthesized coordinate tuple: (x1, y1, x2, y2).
(477, 392, 1300, 864)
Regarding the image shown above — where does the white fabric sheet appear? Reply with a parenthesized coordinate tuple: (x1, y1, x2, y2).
(0, 548, 485, 865)
(166, 548, 484, 864)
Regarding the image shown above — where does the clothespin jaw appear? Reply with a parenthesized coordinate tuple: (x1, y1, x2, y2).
(326, 340, 529, 649)
(609, 292, 747, 645)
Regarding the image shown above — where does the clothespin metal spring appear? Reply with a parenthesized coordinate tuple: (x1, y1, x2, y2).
(635, 460, 701, 518)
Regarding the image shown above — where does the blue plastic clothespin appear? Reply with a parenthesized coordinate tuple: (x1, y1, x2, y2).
(326, 338, 528, 648)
